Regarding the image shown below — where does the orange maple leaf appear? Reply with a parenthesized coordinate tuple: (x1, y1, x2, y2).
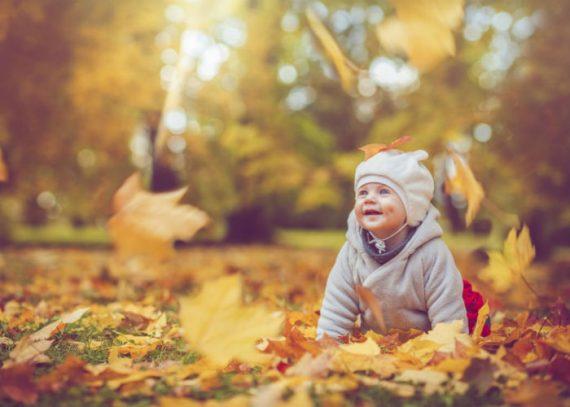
(358, 135, 413, 160)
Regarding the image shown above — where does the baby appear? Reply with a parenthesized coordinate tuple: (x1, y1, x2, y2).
(316, 148, 468, 340)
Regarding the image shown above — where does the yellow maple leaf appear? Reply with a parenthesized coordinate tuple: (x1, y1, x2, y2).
(479, 226, 536, 293)
(339, 337, 380, 356)
(396, 320, 472, 365)
(377, 0, 464, 71)
(305, 8, 359, 93)
(472, 302, 490, 340)
(108, 173, 210, 261)
(444, 152, 484, 226)
(179, 275, 283, 367)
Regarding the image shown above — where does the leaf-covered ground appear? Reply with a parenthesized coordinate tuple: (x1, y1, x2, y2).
(0, 246, 569, 406)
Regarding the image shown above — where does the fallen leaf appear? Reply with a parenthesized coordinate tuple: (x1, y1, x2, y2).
(331, 350, 399, 377)
(6, 307, 89, 366)
(179, 275, 283, 367)
(461, 357, 498, 394)
(396, 369, 449, 395)
(397, 320, 473, 365)
(377, 0, 464, 71)
(285, 350, 334, 378)
(339, 337, 380, 356)
(0, 363, 38, 405)
(430, 357, 471, 374)
(36, 356, 91, 392)
(444, 151, 484, 226)
(472, 302, 490, 341)
(504, 378, 563, 406)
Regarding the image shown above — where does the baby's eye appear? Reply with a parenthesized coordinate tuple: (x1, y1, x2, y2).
(358, 190, 368, 196)
(379, 188, 390, 194)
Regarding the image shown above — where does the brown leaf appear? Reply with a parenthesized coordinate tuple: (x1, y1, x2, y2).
(461, 357, 497, 394)
(548, 354, 570, 385)
(504, 378, 563, 407)
(36, 356, 91, 392)
(119, 311, 152, 330)
(0, 363, 38, 405)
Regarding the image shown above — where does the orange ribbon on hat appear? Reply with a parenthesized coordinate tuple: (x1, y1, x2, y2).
(358, 135, 413, 160)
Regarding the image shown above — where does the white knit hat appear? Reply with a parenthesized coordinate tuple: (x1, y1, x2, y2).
(354, 149, 434, 227)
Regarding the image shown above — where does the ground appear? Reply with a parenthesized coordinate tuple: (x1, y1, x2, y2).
(0, 245, 569, 406)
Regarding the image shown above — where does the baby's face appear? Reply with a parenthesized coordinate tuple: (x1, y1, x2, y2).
(354, 182, 407, 239)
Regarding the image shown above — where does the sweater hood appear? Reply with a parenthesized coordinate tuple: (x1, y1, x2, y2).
(346, 204, 443, 263)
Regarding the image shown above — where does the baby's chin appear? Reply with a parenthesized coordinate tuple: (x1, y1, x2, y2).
(357, 215, 387, 230)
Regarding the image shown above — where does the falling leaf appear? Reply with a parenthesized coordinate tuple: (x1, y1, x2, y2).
(444, 152, 484, 226)
(358, 135, 413, 161)
(179, 275, 283, 367)
(377, 0, 464, 71)
(305, 8, 359, 93)
(355, 285, 387, 334)
(108, 173, 210, 261)
(479, 226, 536, 293)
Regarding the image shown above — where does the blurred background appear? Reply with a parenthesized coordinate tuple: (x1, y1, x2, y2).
(0, 0, 568, 261)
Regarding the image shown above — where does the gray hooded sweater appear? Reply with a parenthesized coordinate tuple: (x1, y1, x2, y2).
(316, 204, 468, 340)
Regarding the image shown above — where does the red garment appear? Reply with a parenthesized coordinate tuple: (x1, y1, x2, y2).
(462, 279, 491, 336)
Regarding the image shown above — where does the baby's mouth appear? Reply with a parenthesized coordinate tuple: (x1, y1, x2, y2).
(364, 209, 383, 216)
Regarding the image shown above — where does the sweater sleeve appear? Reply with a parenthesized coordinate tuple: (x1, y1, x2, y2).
(423, 240, 469, 334)
(316, 242, 360, 341)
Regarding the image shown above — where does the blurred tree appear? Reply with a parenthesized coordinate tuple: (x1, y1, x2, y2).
(0, 0, 165, 226)
(492, 0, 570, 258)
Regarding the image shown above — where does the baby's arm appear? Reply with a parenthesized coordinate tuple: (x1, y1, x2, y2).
(423, 240, 469, 333)
(316, 242, 360, 341)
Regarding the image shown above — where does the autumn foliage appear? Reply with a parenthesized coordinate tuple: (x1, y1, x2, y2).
(0, 243, 568, 406)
